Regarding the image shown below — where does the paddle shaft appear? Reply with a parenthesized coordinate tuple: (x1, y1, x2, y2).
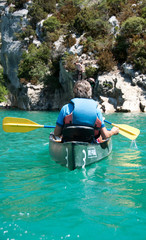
(4, 123, 55, 128)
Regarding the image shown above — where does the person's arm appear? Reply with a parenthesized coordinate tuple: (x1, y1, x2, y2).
(54, 125, 62, 137)
(53, 104, 68, 138)
(100, 126, 119, 139)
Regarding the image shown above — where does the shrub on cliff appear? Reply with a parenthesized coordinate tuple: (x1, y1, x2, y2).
(106, 0, 125, 16)
(74, 7, 99, 35)
(18, 43, 60, 86)
(0, 69, 8, 103)
(117, 0, 142, 22)
(28, 0, 56, 29)
(97, 50, 116, 72)
(7, 0, 28, 9)
(74, 6, 110, 38)
(114, 16, 146, 72)
(18, 43, 51, 83)
(141, 6, 146, 18)
(56, 0, 80, 27)
(15, 25, 35, 41)
(85, 66, 98, 79)
(121, 16, 146, 37)
(43, 16, 61, 33)
(128, 38, 146, 74)
(33, 0, 56, 13)
(62, 53, 77, 72)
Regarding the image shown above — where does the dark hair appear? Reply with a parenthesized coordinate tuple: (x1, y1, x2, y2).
(73, 80, 92, 98)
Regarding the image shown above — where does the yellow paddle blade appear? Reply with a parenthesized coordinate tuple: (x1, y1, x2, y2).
(3, 117, 43, 133)
(112, 123, 140, 140)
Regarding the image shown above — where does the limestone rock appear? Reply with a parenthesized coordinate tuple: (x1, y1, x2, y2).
(100, 96, 115, 113)
(1, 7, 29, 88)
(109, 16, 119, 35)
(95, 69, 145, 113)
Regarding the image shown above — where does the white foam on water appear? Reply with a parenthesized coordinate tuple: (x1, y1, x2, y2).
(130, 140, 138, 149)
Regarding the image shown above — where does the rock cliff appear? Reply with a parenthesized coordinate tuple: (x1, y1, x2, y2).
(0, 1, 145, 113)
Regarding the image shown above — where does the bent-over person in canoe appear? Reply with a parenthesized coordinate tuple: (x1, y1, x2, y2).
(54, 80, 119, 142)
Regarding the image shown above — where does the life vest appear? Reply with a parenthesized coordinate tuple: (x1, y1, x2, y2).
(64, 98, 102, 137)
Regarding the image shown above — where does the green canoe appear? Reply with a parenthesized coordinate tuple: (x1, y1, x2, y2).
(49, 134, 112, 170)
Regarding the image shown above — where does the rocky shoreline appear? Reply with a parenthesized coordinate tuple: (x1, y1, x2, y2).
(1, 63, 145, 113)
(0, 1, 145, 113)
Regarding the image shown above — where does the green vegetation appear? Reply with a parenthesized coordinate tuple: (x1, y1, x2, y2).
(0, 69, 8, 103)
(15, 25, 35, 41)
(121, 16, 145, 36)
(114, 15, 146, 73)
(18, 43, 60, 88)
(62, 52, 77, 72)
(73, 6, 110, 37)
(28, 0, 56, 28)
(43, 16, 61, 33)
(85, 66, 98, 79)
(18, 43, 51, 84)
(11, 0, 145, 86)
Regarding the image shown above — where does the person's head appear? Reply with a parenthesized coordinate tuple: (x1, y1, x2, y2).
(73, 80, 92, 98)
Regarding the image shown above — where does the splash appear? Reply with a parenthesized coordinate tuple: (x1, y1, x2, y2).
(130, 140, 138, 149)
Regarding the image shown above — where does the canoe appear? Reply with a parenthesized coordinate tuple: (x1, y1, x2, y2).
(49, 134, 112, 170)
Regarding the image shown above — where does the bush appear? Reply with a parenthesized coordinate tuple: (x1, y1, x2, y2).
(141, 6, 146, 19)
(114, 15, 146, 64)
(74, 7, 99, 34)
(29, 61, 50, 84)
(106, 0, 126, 16)
(44, 57, 61, 88)
(7, 0, 29, 8)
(56, 0, 80, 26)
(113, 35, 129, 62)
(44, 31, 60, 43)
(28, 0, 56, 28)
(33, 0, 56, 13)
(87, 18, 110, 38)
(28, 3, 48, 29)
(74, 6, 110, 38)
(121, 16, 146, 37)
(97, 50, 116, 72)
(81, 36, 96, 53)
(43, 16, 61, 33)
(62, 53, 77, 72)
(118, 0, 142, 22)
(128, 38, 146, 73)
(0, 69, 8, 102)
(15, 25, 35, 40)
(18, 43, 51, 83)
(85, 66, 98, 79)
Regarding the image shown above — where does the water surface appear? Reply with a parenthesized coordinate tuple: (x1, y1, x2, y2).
(0, 110, 145, 240)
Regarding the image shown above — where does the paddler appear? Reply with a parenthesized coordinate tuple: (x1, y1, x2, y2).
(54, 80, 119, 142)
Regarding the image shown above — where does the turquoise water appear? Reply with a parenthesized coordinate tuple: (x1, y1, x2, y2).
(0, 110, 145, 240)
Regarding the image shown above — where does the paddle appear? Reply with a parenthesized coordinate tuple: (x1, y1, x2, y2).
(3, 117, 140, 140)
(3, 117, 55, 133)
(104, 120, 140, 140)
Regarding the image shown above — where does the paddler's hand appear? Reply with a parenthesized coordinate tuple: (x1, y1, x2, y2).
(112, 127, 119, 135)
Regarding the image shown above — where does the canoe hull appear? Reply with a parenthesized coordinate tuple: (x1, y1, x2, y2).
(49, 136, 112, 170)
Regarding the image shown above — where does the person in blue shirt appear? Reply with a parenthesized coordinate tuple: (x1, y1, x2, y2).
(54, 80, 119, 141)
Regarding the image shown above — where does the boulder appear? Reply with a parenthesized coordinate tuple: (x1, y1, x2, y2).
(95, 69, 145, 113)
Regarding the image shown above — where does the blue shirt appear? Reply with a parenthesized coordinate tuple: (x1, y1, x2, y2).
(56, 99, 105, 128)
